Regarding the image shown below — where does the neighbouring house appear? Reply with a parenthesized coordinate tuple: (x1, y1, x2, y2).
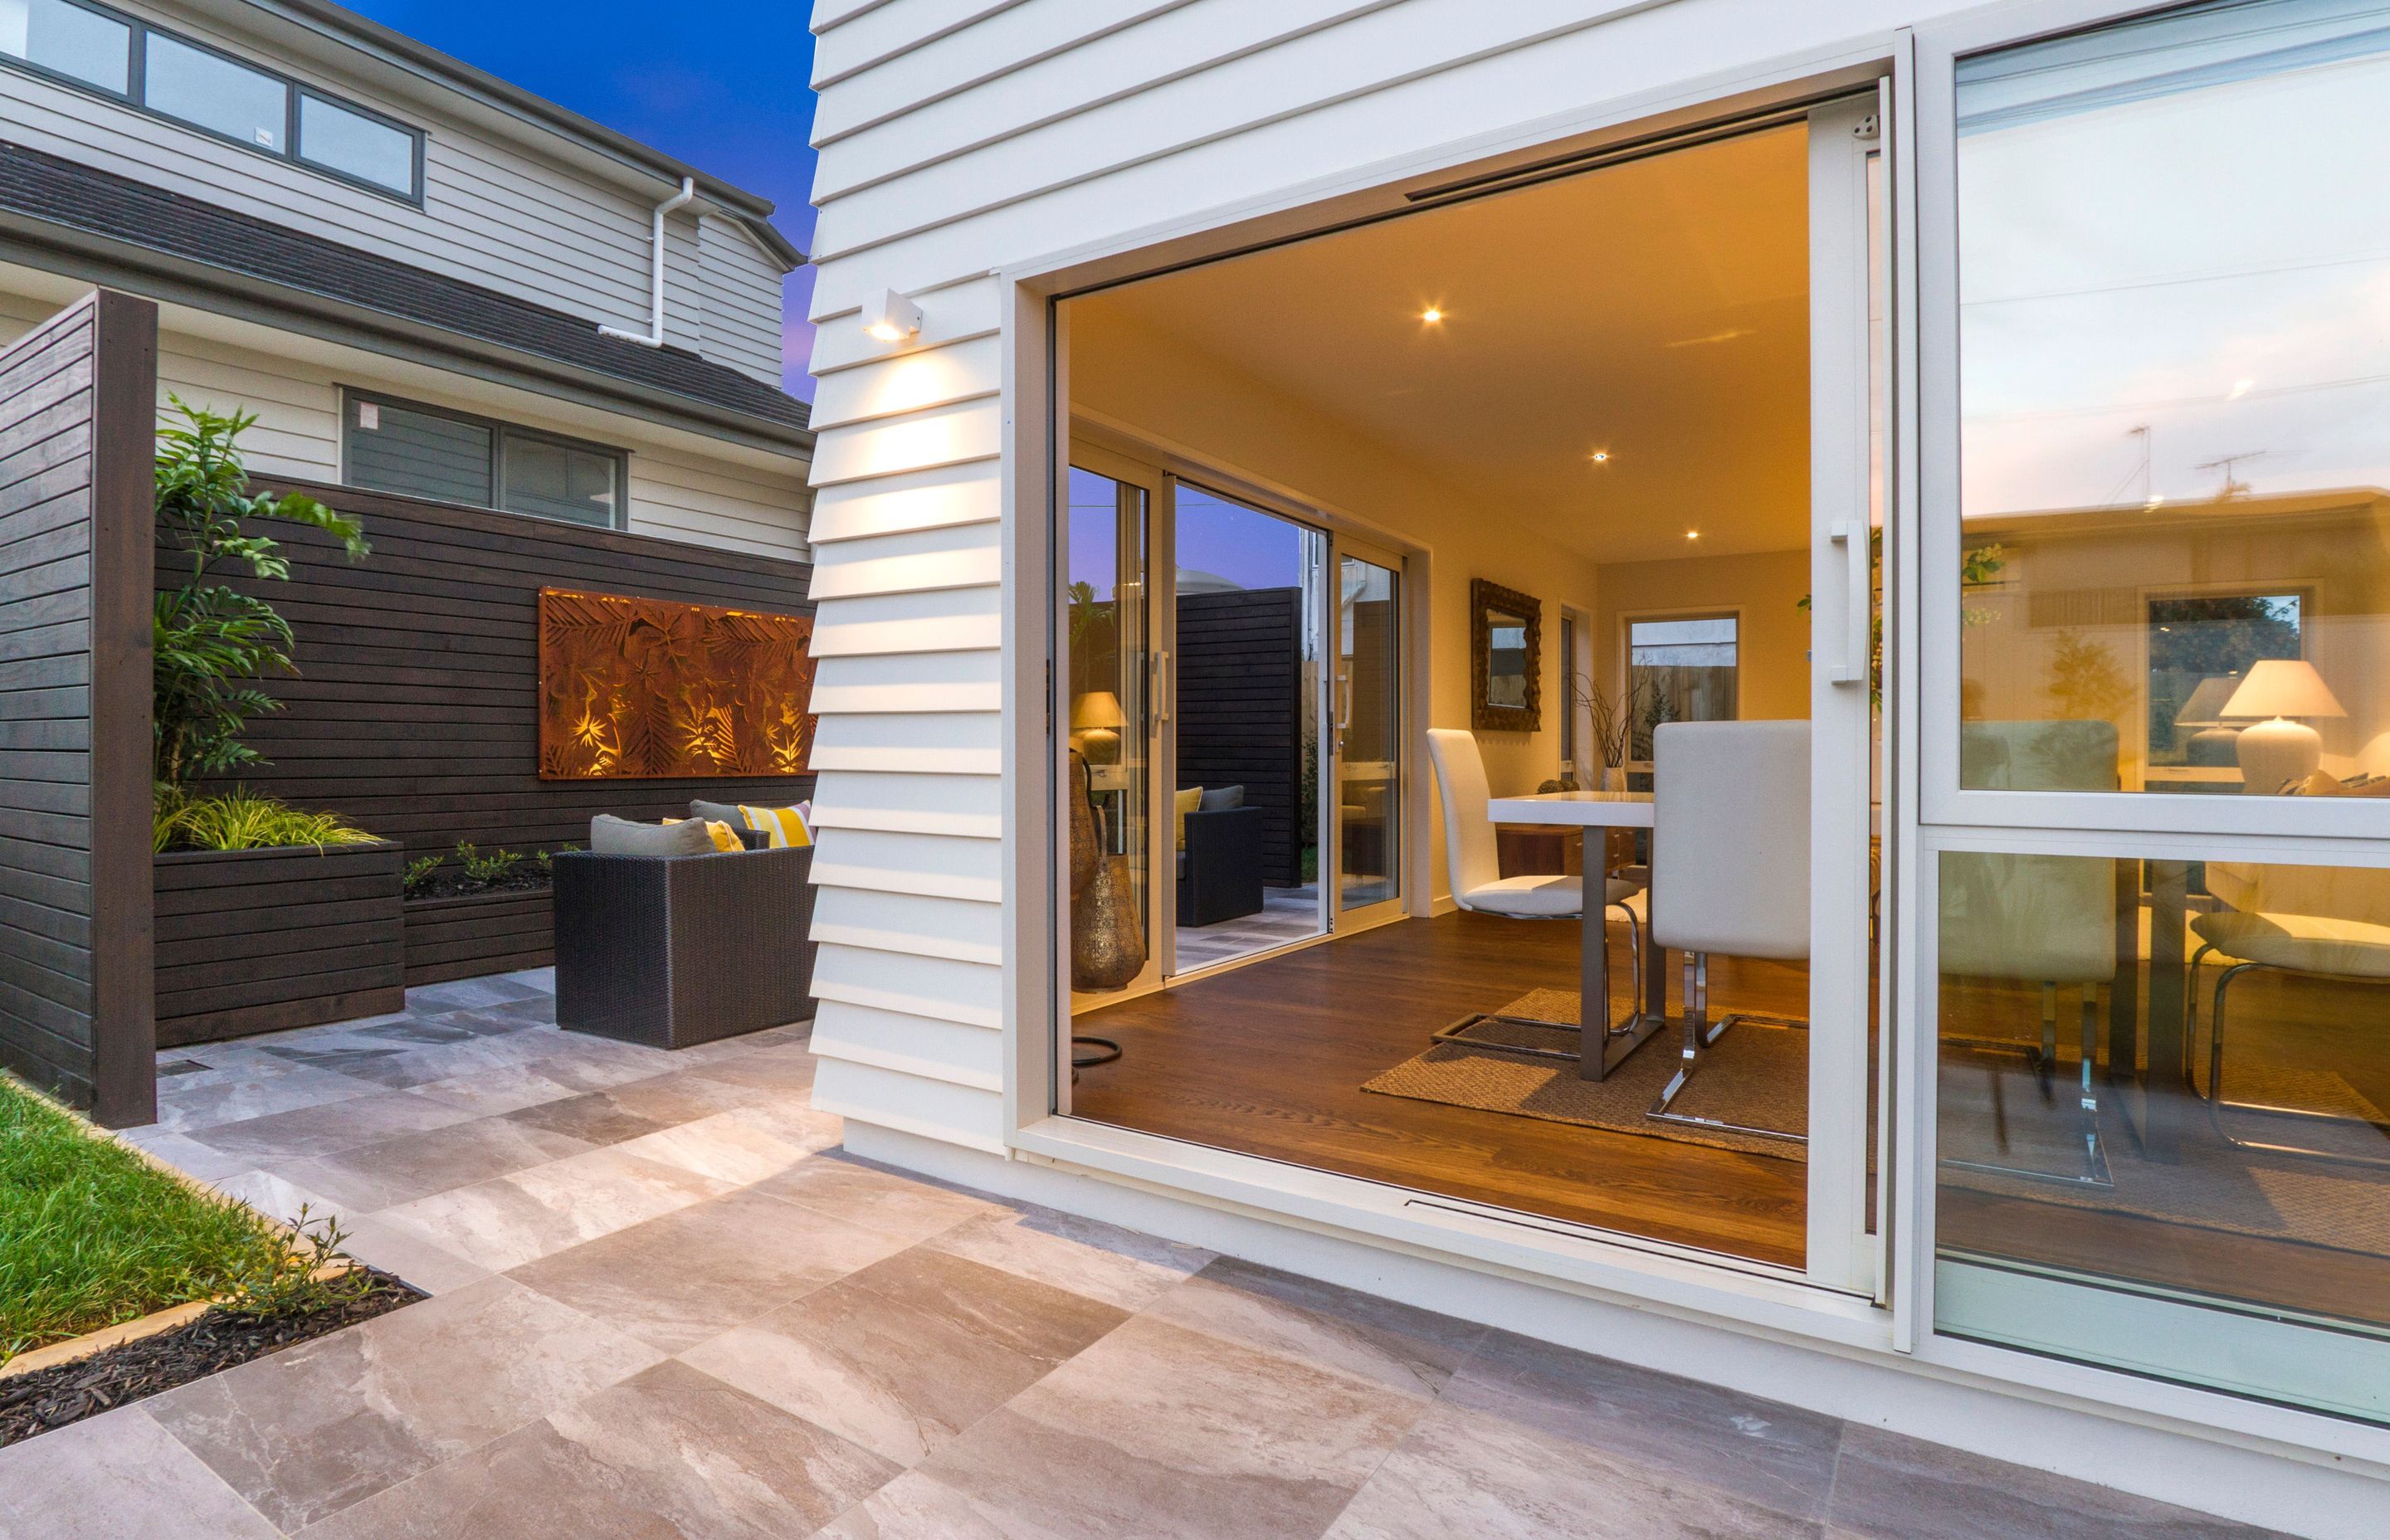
(797, 1, 2390, 1534)
(0, 2, 819, 1115)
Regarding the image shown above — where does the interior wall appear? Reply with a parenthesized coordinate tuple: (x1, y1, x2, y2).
(1593, 547, 1814, 728)
(1071, 310, 1602, 905)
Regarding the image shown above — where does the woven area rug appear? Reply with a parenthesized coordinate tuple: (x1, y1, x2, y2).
(1360, 993, 1810, 1160)
(1366, 988, 2390, 1259)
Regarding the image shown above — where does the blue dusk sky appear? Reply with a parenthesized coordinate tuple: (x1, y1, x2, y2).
(338, 2, 822, 398)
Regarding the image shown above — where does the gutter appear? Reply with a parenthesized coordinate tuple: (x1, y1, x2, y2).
(601, 178, 696, 348)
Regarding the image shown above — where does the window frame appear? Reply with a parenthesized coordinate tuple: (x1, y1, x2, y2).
(0, 0, 426, 206)
(1620, 607, 1744, 762)
(340, 388, 628, 532)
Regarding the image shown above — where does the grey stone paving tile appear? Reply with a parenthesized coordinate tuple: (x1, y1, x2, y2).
(296, 1360, 900, 1540)
(277, 1112, 599, 1213)
(489, 966, 556, 996)
(150, 1275, 660, 1533)
(679, 1246, 1121, 1469)
(0, 1405, 280, 1540)
(827, 1313, 1426, 1540)
(349, 1017, 483, 1047)
(1323, 1396, 1820, 1539)
(1144, 1256, 1486, 1399)
(685, 1041, 818, 1094)
(188, 1089, 481, 1162)
(508, 1186, 912, 1352)
(1444, 1328, 1845, 1525)
(315, 1031, 588, 1092)
(611, 1105, 840, 1186)
(753, 1151, 1007, 1243)
(153, 1062, 377, 1133)
(206, 1168, 346, 1231)
(405, 975, 548, 1013)
(498, 1070, 763, 1148)
(924, 1201, 1214, 1313)
(1824, 1425, 2290, 1539)
(109, 1124, 259, 1182)
(370, 1145, 736, 1272)
(334, 1212, 495, 1295)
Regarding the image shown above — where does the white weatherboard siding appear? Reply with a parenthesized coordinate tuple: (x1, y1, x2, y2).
(797, 0, 1939, 1185)
(0, 0, 788, 386)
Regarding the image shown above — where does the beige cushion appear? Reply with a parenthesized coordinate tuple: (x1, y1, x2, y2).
(2192, 909, 2390, 980)
(590, 814, 715, 857)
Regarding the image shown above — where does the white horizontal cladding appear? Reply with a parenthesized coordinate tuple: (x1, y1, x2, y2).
(809, 999, 1004, 1090)
(809, 0, 1391, 199)
(811, 586, 1002, 658)
(812, 940, 1007, 1029)
(812, 1053, 1007, 1153)
(811, 0, 1194, 147)
(809, 275, 1002, 375)
(808, 459, 999, 545)
(808, 885, 1003, 965)
(812, 769, 1002, 839)
(810, 825, 1003, 902)
(806, 0, 1913, 294)
(809, 397, 1001, 487)
(807, 521, 1000, 600)
(626, 449, 812, 559)
(813, 0, 1022, 89)
(807, 647, 1000, 714)
(155, 334, 338, 480)
(808, 707, 1002, 775)
(808, 334, 1002, 430)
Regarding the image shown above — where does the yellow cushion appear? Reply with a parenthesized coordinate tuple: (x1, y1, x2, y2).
(1175, 787, 1202, 850)
(664, 817, 744, 853)
(739, 803, 812, 849)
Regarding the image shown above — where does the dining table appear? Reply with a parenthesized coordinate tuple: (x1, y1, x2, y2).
(1485, 789, 1665, 1080)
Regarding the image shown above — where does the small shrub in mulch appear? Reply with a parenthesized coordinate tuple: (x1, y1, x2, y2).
(405, 864, 554, 900)
(0, 1268, 422, 1447)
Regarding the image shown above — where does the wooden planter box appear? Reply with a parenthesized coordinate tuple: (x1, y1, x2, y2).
(154, 842, 407, 1047)
(404, 886, 554, 987)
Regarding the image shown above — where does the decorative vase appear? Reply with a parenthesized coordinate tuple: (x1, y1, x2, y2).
(1072, 810, 1146, 991)
(1602, 764, 1627, 793)
(1068, 748, 1098, 897)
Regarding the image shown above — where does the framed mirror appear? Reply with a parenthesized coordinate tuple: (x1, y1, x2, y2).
(1471, 578, 1541, 733)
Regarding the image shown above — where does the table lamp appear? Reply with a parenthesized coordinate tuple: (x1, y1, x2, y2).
(1071, 690, 1124, 765)
(2172, 673, 2242, 767)
(2222, 660, 2345, 794)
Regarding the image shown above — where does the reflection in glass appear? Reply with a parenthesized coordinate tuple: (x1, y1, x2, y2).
(1957, 0, 2390, 797)
(1935, 844, 2390, 1423)
(0, 0, 129, 94)
(1339, 554, 1399, 912)
(300, 93, 416, 195)
(144, 32, 286, 151)
(1066, 468, 1149, 994)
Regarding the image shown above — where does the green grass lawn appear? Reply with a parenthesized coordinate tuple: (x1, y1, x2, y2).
(0, 1075, 289, 1362)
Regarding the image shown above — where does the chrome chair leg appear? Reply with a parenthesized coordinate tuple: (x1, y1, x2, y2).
(1941, 977, 2112, 1188)
(2206, 961, 2390, 1168)
(1646, 953, 1805, 1143)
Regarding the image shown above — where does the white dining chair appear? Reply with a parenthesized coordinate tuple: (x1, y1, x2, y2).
(1646, 719, 1809, 1141)
(1426, 727, 1645, 1029)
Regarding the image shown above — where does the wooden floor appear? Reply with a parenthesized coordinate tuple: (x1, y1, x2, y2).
(1074, 909, 1813, 1268)
(1073, 909, 2390, 1327)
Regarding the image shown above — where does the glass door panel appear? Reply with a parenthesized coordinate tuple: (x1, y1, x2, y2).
(1066, 464, 1157, 1006)
(1334, 548, 1402, 926)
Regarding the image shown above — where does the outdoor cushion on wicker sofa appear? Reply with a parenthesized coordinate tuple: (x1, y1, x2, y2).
(553, 840, 817, 1050)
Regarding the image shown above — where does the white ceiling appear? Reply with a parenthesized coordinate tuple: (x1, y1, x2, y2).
(1067, 123, 1813, 566)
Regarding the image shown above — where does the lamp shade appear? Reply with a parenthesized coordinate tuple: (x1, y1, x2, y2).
(2173, 674, 2242, 728)
(2222, 659, 2345, 722)
(1071, 690, 1124, 731)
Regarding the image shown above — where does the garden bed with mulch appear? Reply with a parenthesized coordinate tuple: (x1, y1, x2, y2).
(405, 863, 553, 901)
(0, 1268, 422, 1446)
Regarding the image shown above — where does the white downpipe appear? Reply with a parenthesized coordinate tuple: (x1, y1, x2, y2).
(599, 176, 696, 348)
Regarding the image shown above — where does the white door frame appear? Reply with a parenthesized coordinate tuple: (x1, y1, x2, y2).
(1327, 530, 1411, 937)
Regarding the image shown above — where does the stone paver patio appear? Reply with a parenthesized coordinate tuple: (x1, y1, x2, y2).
(0, 970, 2282, 1538)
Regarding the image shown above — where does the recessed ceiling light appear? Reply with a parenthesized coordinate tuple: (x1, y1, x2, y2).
(1590, 451, 1611, 464)
(1421, 307, 1444, 324)
(1685, 529, 1700, 541)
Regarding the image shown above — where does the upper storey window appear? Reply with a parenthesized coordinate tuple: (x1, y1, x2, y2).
(0, 0, 423, 202)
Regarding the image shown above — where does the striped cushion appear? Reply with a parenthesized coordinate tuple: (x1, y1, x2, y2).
(739, 803, 813, 849)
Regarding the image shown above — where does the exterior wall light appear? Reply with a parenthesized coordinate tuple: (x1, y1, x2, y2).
(863, 289, 922, 343)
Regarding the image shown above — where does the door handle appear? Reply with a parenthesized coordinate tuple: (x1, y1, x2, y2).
(1151, 650, 1172, 723)
(1828, 522, 1871, 686)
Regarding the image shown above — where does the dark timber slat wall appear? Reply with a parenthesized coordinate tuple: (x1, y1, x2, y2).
(0, 290, 155, 1123)
(186, 480, 817, 977)
(1176, 587, 1303, 887)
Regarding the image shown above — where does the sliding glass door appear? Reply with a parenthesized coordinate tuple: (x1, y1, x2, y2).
(1332, 542, 1405, 932)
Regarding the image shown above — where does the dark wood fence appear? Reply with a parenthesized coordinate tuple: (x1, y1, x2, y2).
(198, 479, 817, 857)
(1176, 587, 1304, 886)
(0, 290, 154, 1123)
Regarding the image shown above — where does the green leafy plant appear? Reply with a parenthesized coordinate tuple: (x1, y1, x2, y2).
(220, 1203, 373, 1322)
(153, 398, 368, 789)
(402, 853, 442, 895)
(456, 841, 524, 884)
(154, 785, 377, 853)
(534, 844, 578, 870)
